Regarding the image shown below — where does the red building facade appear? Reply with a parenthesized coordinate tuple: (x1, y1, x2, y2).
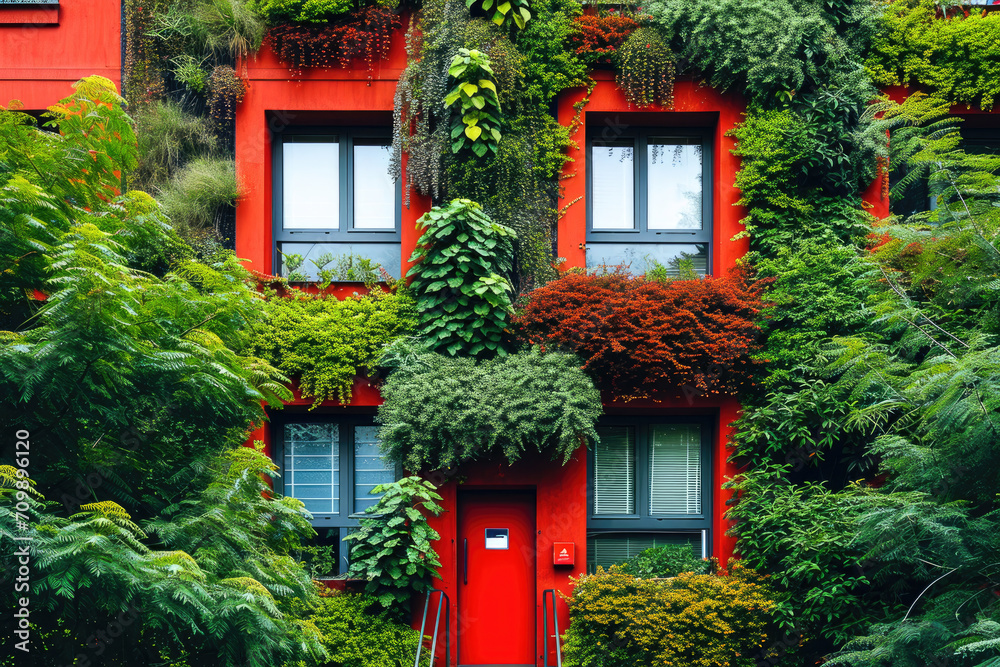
(0, 0, 121, 112)
(236, 28, 751, 666)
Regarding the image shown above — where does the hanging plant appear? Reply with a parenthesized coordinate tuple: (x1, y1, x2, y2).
(569, 14, 640, 66)
(614, 26, 675, 108)
(444, 48, 503, 158)
(266, 6, 401, 77)
(207, 65, 247, 132)
(466, 0, 531, 31)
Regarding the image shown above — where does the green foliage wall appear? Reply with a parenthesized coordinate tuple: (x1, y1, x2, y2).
(377, 348, 602, 471)
(407, 199, 516, 357)
(249, 287, 416, 407)
(867, 0, 1000, 110)
(393, 0, 587, 286)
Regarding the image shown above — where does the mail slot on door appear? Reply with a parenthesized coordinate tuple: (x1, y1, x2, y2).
(553, 542, 574, 566)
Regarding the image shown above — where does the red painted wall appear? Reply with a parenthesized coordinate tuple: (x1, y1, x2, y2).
(0, 0, 121, 109)
(234, 24, 430, 276)
(425, 449, 588, 667)
(557, 72, 749, 272)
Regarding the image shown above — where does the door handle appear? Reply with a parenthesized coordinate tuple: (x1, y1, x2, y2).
(463, 538, 468, 585)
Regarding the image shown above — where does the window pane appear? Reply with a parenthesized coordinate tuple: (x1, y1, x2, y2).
(593, 426, 635, 515)
(586, 532, 701, 573)
(284, 423, 339, 514)
(592, 142, 635, 230)
(278, 242, 401, 281)
(353, 143, 396, 230)
(354, 426, 394, 513)
(647, 138, 703, 230)
(585, 243, 708, 276)
(649, 424, 701, 515)
(283, 140, 339, 230)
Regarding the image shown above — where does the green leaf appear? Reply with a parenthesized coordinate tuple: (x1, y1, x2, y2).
(461, 82, 479, 98)
(465, 125, 483, 141)
(472, 141, 488, 157)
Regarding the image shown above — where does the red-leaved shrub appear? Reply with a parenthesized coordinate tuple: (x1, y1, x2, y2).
(267, 7, 400, 76)
(514, 268, 770, 399)
(569, 15, 640, 65)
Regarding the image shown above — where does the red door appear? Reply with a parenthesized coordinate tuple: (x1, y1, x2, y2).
(458, 490, 536, 666)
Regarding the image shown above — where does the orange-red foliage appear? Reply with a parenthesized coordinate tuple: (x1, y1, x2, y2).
(514, 268, 770, 398)
(268, 7, 400, 77)
(569, 15, 640, 64)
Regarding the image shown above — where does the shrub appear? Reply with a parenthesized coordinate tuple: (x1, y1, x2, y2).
(562, 563, 779, 667)
(569, 14, 639, 65)
(157, 156, 240, 240)
(614, 26, 675, 108)
(515, 268, 769, 399)
(305, 590, 429, 667)
(249, 0, 354, 24)
(866, 0, 1000, 111)
(248, 287, 416, 407)
(266, 7, 401, 75)
(408, 199, 517, 358)
(620, 544, 713, 578)
(344, 477, 444, 613)
(724, 465, 872, 647)
(377, 348, 602, 471)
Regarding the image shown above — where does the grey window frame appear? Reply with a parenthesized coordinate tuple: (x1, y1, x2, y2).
(587, 415, 713, 539)
(271, 126, 401, 273)
(273, 415, 400, 574)
(586, 128, 713, 247)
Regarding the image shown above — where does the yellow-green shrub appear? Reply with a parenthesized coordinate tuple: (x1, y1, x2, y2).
(866, 0, 1000, 110)
(249, 287, 416, 407)
(562, 563, 779, 667)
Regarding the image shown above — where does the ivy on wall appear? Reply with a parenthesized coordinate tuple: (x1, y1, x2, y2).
(408, 199, 517, 357)
(392, 0, 587, 287)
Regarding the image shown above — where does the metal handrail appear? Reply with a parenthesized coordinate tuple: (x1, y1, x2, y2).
(542, 589, 563, 667)
(414, 589, 450, 667)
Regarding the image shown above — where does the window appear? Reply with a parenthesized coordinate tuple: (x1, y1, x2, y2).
(587, 128, 712, 276)
(275, 418, 398, 574)
(587, 417, 712, 572)
(273, 128, 401, 281)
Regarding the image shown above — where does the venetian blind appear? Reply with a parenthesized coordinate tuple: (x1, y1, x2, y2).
(593, 426, 635, 515)
(649, 424, 701, 515)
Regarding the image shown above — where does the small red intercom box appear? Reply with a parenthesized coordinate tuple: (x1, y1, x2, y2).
(553, 542, 574, 566)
